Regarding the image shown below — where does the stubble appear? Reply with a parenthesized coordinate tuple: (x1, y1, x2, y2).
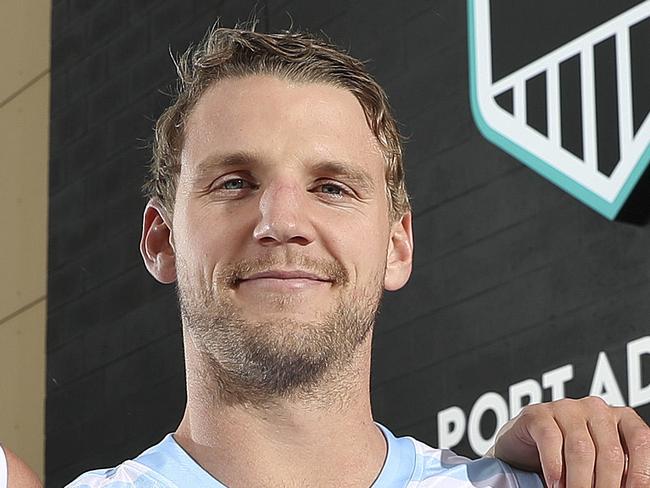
(176, 254, 384, 407)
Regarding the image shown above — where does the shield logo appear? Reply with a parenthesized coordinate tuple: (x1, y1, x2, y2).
(468, 0, 650, 220)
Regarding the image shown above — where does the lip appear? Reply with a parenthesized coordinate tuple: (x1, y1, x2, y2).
(239, 270, 331, 282)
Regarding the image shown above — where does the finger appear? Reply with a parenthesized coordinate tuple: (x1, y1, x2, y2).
(586, 415, 625, 488)
(619, 408, 650, 488)
(561, 421, 595, 488)
(524, 414, 564, 488)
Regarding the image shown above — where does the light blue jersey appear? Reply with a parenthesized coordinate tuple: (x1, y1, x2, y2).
(67, 424, 543, 487)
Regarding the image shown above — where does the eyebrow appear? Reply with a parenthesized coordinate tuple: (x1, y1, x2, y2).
(192, 151, 259, 181)
(310, 160, 376, 194)
(192, 151, 377, 194)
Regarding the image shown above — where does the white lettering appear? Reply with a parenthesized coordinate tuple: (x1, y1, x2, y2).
(433, 335, 648, 457)
(542, 364, 574, 400)
(468, 392, 509, 455)
(589, 351, 626, 406)
(437, 406, 466, 449)
(509, 378, 542, 417)
(627, 336, 650, 408)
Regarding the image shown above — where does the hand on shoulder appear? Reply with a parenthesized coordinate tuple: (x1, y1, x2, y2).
(492, 397, 650, 487)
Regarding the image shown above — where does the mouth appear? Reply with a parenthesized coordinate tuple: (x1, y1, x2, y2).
(241, 270, 330, 281)
(235, 270, 333, 290)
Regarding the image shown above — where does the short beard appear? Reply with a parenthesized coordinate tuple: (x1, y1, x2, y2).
(177, 254, 383, 407)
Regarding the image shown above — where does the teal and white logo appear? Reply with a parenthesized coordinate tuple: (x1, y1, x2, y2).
(468, 0, 650, 220)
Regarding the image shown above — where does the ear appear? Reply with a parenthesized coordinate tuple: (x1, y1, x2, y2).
(384, 212, 413, 291)
(140, 200, 177, 284)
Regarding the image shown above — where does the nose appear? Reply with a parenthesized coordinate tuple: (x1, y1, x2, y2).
(253, 181, 315, 247)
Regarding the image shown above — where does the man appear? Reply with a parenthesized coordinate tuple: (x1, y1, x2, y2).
(68, 25, 650, 487)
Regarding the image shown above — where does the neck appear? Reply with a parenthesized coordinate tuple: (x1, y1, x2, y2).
(175, 330, 386, 488)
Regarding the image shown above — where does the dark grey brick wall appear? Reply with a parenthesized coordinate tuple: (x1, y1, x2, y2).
(48, 0, 650, 486)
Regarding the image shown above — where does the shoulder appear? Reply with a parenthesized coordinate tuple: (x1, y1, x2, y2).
(2, 445, 42, 488)
(408, 439, 544, 488)
(65, 435, 184, 488)
(66, 460, 172, 488)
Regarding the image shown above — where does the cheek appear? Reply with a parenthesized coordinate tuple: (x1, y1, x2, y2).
(174, 208, 240, 274)
(324, 211, 389, 276)
(363, 216, 391, 273)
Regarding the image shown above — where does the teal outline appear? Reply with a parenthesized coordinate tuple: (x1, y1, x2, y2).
(467, 0, 650, 220)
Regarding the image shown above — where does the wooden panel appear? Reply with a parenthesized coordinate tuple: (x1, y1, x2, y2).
(0, 300, 46, 480)
(0, 76, 49, 319)
(0, 0, 50, 104)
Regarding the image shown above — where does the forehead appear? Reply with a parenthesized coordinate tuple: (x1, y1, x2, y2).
(180, 75, 385, 178)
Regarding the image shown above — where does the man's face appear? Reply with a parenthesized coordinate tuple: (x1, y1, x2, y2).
(147, 75, 412, 401)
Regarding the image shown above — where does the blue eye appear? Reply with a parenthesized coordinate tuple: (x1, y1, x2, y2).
(222, 178, 249, 190)
(320, 183, 345, 195)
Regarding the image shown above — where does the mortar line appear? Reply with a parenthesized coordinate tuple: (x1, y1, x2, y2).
(0, 295, 46, 327)
(0, 69, 50, 110)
